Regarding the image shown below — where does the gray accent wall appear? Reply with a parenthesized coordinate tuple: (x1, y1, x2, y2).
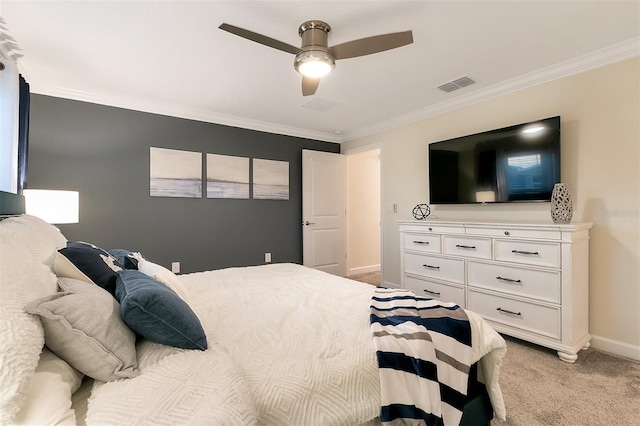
(27, 95, 340, 273)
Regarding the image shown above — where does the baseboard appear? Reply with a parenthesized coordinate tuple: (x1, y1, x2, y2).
(590, 334, 640, 361)
(348, 264, 380, 276)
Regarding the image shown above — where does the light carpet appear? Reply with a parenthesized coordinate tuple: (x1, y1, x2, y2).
(492, 336, 639, 426)
(348, 272, 640, 425)
(348, 271, 381, 286)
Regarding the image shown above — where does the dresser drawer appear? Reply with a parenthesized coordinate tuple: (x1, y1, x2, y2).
(443, 236, 492, 260)
(465, 225, 561, 240)
(468, 290, 561, 339)
(404, 276, 465, 307)
(404, 253, 465, 284)
(403, 233, 441, 253)
(494, 240, 561, 268)
(400, 224, 465, 235)
(468, 261, 560, 303)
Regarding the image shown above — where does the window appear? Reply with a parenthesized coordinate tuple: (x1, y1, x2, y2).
(0, 54, 19, 193)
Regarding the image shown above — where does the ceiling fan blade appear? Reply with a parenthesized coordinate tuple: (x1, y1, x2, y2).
(219, 23, 302, 55)
(302, 76, 320, 96)
(331, 30, 413, 60)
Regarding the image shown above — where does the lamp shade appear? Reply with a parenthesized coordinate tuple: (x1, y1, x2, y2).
(23, 189, 79, 224)
(475, 191, 496, 203)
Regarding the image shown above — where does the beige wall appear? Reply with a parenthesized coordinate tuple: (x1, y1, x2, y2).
(346, 149, 381, 274)
(342, 57, 640, 355)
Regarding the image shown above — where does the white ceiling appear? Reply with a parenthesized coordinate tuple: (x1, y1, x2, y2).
(1, 1, 639, 143)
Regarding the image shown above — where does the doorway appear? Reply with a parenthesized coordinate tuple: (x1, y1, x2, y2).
(345, 147, 381, 283)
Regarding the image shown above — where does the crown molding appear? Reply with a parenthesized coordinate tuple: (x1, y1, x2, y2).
(344, 37, 640, 142)
(28, 84, 343, 143)
(28, 37, 638, 145)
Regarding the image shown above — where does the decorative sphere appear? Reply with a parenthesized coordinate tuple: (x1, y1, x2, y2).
(412, 204, 431, 220)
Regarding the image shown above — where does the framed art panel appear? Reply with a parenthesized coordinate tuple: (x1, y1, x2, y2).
(253, 159, 289, 200)
(150, 147, 202, 198)
(206, 154, 249, 199)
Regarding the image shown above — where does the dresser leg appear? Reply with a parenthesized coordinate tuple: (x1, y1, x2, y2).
(557, 351, 578, 363)
(581, 341, 591, 350)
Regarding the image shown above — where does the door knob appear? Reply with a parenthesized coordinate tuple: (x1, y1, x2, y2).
(303, 221, 316, 226)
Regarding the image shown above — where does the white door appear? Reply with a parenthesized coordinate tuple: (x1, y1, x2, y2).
(302, 150, 346, 276)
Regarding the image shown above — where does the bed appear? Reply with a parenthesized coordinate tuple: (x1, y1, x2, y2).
(0, 213, 506, 426)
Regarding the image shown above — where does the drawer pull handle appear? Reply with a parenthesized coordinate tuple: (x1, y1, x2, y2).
(512, 249, 539, 256)
(504, 231, 511, 236)
(456, 244, 477, 249)
(423, 289, 441, 296)
(497, 307, 522, 316)
(496, 276, 522, 283)
(422, 264, 440, 270)
(413, 241, 430, 245)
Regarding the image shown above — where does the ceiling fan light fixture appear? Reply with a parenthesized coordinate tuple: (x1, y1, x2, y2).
(298, 59, 333, 78)
(295, 50, 335, 78)
(219, 20, 413, 95)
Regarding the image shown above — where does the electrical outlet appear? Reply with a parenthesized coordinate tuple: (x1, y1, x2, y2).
(171, 262, 180, 273)
(265, 253, 272, 263)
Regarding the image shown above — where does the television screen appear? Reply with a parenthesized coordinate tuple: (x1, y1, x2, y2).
(429, 116, 561, 204)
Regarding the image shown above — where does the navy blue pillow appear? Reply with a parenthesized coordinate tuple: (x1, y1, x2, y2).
(108, 249, 140, 269)
(57, 241, 123, 296)
(115, 270, 207, 350)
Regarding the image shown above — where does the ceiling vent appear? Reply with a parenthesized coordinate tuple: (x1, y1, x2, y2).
(300, 97, 338, 112)
(437, 76, 476, 93)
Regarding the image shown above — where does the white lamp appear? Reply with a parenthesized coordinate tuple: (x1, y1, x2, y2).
(475, 191, 496, 203)
(23, 189, 79, 224)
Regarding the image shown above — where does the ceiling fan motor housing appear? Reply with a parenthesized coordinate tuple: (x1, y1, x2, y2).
(298, 20, 331, 46)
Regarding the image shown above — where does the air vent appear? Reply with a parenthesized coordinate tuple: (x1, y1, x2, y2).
(437, 82, 460, 93)
(300, 97, 338, 112)
(452, 76, 475, 87)
(437, 76, 476, 93)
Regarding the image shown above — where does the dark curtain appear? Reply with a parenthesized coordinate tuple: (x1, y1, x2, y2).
(17, 74, 30, 194)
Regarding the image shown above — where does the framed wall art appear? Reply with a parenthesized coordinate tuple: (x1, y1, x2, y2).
(253, 159, 289, 200)
(149, 147, 202, 198)
(206, 153, 250, 199)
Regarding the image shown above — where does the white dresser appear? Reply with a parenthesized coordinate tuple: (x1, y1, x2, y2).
(399, 220, 593, 362)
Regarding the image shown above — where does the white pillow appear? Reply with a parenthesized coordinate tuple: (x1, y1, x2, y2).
(0, 221, 59, 424)
(137, 259, 191, 303)
(0, 214, 67, 266)
(11, 348, 83, 426)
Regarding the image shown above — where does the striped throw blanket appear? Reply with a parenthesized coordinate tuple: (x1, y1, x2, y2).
(370, 288, 474, 426)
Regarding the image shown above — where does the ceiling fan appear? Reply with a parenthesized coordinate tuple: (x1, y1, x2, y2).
(219, 21, 413, 96)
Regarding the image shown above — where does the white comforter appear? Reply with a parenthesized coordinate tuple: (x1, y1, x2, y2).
(86, 263, 505, 425)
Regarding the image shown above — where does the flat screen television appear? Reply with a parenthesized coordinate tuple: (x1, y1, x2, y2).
(428, 116, 561, 204)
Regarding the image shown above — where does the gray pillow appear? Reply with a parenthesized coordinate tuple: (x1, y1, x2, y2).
(24, 278, 139, 382)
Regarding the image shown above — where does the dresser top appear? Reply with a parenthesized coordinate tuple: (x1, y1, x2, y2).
(398, 219, 593, 231)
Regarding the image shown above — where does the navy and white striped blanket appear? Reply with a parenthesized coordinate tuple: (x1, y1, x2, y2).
(370, 288, 474, 426)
